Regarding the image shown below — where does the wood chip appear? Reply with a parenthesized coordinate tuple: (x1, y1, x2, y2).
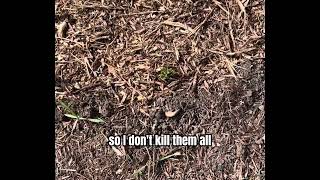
(116, 169, 123, 174)
(135, 64, 150, 70)
(120, 91, 127, 104)
(107, 64, 117, 77)
(203, 80, 209, 91)
(174, 43, 179, 61)
(57, 21, 68, 38)
(139, 108, 150, 117)
(111, 146, 126, 156)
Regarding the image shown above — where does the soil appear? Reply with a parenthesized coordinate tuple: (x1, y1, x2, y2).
(55, 0, 265, 179)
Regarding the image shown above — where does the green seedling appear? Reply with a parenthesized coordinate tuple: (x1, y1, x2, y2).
(59, 100, 76, 116)
(159, 67, 175, 81)
(58, 100, 104, 123)
(64, 114, 104, 123)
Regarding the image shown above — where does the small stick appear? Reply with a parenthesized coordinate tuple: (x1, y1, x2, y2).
(80, 5, 125, 10)
(228, 20, 236, 52)
(162, 19, 196, 34)
(116, 11, 162, 17)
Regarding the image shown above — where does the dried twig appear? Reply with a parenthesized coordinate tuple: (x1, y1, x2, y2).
(116, 11, 162, 17)
(228, 21, 236, 52)
(162, 19, 195, 34)
(236, 0, 247, 19)
(79, 4, 125, 10)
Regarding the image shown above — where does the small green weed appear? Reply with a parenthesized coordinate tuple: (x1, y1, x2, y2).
(58, 100, 104, 123)
(159, 67, 175, 81)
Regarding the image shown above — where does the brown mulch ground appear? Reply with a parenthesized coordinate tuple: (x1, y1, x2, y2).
(55, 0, 265, 179)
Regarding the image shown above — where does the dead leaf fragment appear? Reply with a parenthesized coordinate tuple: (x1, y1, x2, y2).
(165, 109, 180, 117)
